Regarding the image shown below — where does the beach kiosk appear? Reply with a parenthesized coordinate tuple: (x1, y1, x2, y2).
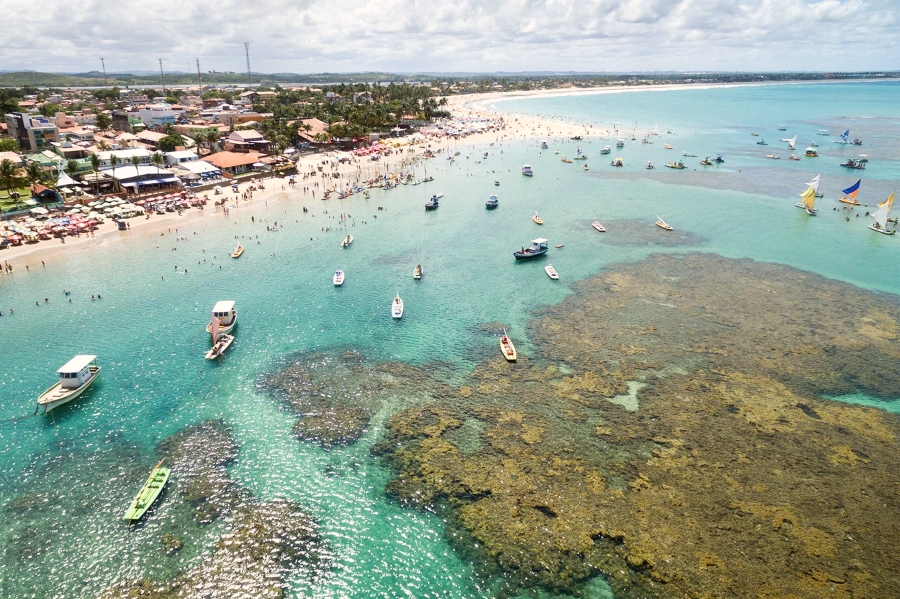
(36, 355, 101, 414)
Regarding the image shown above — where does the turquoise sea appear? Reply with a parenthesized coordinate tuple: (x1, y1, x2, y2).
(1, 81, 898, 598)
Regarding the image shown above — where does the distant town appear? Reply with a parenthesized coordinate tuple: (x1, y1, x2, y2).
(1, 70, 896, 216)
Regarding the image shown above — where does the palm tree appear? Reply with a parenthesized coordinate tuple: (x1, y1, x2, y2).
(25, 161, 44, 187)
(90, 154, 101, 196)
(109, 154, 119, 182)
(151, 152, 164, 175)
(65, 159, 78, 176)
(130, 155, 141, 172)
(0, 158, 18, 197)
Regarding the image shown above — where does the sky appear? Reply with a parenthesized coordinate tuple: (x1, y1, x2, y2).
(2, 0, 899, 74)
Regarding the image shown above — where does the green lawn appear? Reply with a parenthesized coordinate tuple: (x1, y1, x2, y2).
(0, 185, 36, 214)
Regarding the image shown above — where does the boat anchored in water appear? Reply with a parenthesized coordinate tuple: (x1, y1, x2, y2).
(544, 264, 559, 280)
(486, 194, 498, 209)
(231, 244, 244, 258)
(655, 216, 673, 231)
(522, 165, 533, 176)
(36, 355, 101, 414)
(600, 145, 611, 154)
(592, 221, 606, 232)
(665, 161, 686, 169)
(796, 183, 818, 216)
(804, 147, 818, 157)
(610, 157, 624, 167)
(532, 211, 543, 225)
(123, 460, 170, 523)
(425, 194, 440, 210)
(514, 238, 549, 260)
(206, 301, 237, 336)
(500, 329, 517, 362)
(868, 193, 896, 235)
(333, 270, 345, 286)
(840, 158, 866, 170)
(392, 293, 404, 319)
(205, 315, 234, 360)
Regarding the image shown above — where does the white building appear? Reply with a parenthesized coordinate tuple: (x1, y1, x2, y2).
(96, 148, 152, 169)
(164, 150, 200, 166)
(138, 103, 177, 127)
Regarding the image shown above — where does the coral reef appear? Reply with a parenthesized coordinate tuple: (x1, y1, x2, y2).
(375, 253, 900, 598)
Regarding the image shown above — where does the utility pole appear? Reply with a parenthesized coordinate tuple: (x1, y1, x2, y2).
(100, 57, 108, 88)
(159, 59, 166, 95)
(196, 58, 202, 95)
(245, 42, 252, 87)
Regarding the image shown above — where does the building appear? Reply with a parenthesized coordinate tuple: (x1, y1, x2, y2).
(4, 112, 60, 152)
(107, 164, 181, 195)
(112, 109, 144, 133)
(225, 130, 272, 153)
(137, 103, 177, 127)
(204, 151, 266, 176)
(95, 148, 152, 169)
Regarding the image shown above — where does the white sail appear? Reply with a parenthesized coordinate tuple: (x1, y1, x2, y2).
(788, 136, 797, 149)
(871, 193, 894, 229)
(805, 174, 820, 192)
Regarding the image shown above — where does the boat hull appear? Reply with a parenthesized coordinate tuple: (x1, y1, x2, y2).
(500, 337, 517, 362)
(124, 465, 170, 522)
(545, 265, 559, 280)
(591, 222, 606, 233)
(868, 224, 896, 235)
(37, 366, 101, 414)
(205, 334, 234, 359)
(513, 248, 548, 260)
(485, 202, 498, 209)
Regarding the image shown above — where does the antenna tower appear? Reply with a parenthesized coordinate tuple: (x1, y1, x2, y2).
(245, 42, 252, 86)
(159, 59, 166, 95)
(196, 58, 202, 93)
(100, 58, 108, 88)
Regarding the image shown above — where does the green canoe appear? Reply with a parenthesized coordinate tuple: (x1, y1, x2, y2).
(123, 460, 170, 522)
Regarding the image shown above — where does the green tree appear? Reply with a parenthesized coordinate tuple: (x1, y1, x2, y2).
(157, 133, 183, 153)
(66, 159, 78, 175)
(109, 154, 119, 181)
(130, 155, 141, 172)
(0, 158, 19, 194)
(0, 138, 19, 152)
(39, 103, 63, 117)
(151, 151, 164, 174)
(24, 161, 44, 186)
(90, 154, 101, 196)
(95, 112, 111, 131)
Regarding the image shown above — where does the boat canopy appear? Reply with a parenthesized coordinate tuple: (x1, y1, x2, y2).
(532, 238, 548, 244)
(57, 355, 97, 374)
(212, 301, 235, 314)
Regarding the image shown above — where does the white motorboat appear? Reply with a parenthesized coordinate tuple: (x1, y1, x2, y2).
(341, 234, 353, 247)
(333, 270, 345, 286)
(522, 165, 533, 176)
(206, 301, 237, 336)
(592, 221, 606, 232)
(544, 265, 559, 280)
(392, 293, 404, 319)
(36, 355, 101, 414)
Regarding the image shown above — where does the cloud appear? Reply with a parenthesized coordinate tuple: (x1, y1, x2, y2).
(1, 0, 897, 73)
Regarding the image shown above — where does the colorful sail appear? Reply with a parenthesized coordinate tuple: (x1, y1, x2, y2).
(799, 187, 816, 210)
(805, 174, 820, 192)
(210, 316, 220, 344)
(842, 179, 861, 200)
(871, 193, 894, 229)
(839, 130, 850, 143)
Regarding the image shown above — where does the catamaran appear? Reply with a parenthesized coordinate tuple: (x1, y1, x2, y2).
(36, 355, 101, 414)
(206, 301, 237, 336)
(839, 179, 862, 205)
(123, 460, 170, 523)
(869, 193, 896, 235)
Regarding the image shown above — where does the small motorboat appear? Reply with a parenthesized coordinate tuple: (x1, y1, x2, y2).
(230, 244, 244, 258)
(486, 194, 499, 209)
(333, 270, 345, 286)
(413, 263, 423, 280)
(392, 293, 404, 319)
(789, 155, 800, 161)
(610, 158, 624, 167)
(500, 330, 517, 362)
(522, 165, 533, 176)
(699, 157, 713, 166)
(756, 139, 768, 145)
(341, 234, 353, 247)
(664, 143, 673, 149)
(514, 239, 549, 260)
(600, 145, 611, 154)
(561, 156, 573, 163)
(592, 221, 606, 233)
(655, 216, 673, 231)
(765, 154, 780, 159)
(646, 161, 655, 169)
(425, 195, 440, 210)
(682, 152, 697, 157)
(494, 180, 500, 186)
(36, 355, 101, 414)
(544, 265, 559, 280)
(665, 161, 686, 169)
(840, 158, 866, 169)
(532, 212, 543, 225)
(583, 164, 589, 171)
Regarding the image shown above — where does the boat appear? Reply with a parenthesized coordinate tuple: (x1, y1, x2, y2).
(806, 174, 824, 198)
(230, 244, 244, 258)
(574, 148, 587, 160)
(571, 135, 582, 140)
(665, 161, 686, 169)
(592, 221, 606, 232)
(500, 329, 517, 362)
(817, 129, 830, 136)
(765, 154, 780, 160)
(541, 141, 549, 149)
(494, 180, 500, 186)
(610, 158, 624, 167)
(804, 147, 818, 157)
(532, 211, 543, 225)
(840, 158, 866, 169)
(810, 141, 818, 147)
(787, 136, 797, 150)
(852, 138, 863, 146)
(839, 179, 862, 205)
(868, 193, 896, 235)
(205, 315, 234, 359)
(655, 216, 673, 231)
(333, 270, 345, 286)
(682, 152, 697, 157)
(36, 355, 101, 414)
(544, 264, 559, 280)
(714, 154, 725, 163)
(413, 263, 423, 279)
(777, 125, 787, 131)
(699, 157, 713, 166)
(796, 185, 818, 216)
(425, 194, 440, 210)
(123, 460, 170, 523)
(616, 139, 625, 147)
(664, 143, 673, 149)
(486, 194, 499, 209)
(206, 301, 237, 335)
(583, 164, 589, 171)
(789, 154, 800, 161)
(600, 145, 611, 154)
(751, 132, 759, 136)
(522, 165, 533, 176)
(392, 293, 404, 319)
(561, 156, 573, 163)
(756, 139, 768, 146)
(555, 244, 564, 248)
(341, 233, 353, 247)
(645, 161, 655, 169)
(513, 238, 549, 260)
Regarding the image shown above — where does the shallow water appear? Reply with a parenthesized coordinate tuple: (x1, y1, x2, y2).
(1, 81, 898, 598)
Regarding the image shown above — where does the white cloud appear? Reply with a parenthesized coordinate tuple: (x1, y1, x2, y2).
(0, 0, 897, 73)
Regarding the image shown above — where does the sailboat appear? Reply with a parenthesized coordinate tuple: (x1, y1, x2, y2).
(836, 130, 851, 144)
(787, 135, 797, 150)
(796, 185, 818, 216)
(839, 179, 862, 205)
(655, 216, 673, 231)
(205, 316, 234, 359)
(868, 193, 896, 235)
